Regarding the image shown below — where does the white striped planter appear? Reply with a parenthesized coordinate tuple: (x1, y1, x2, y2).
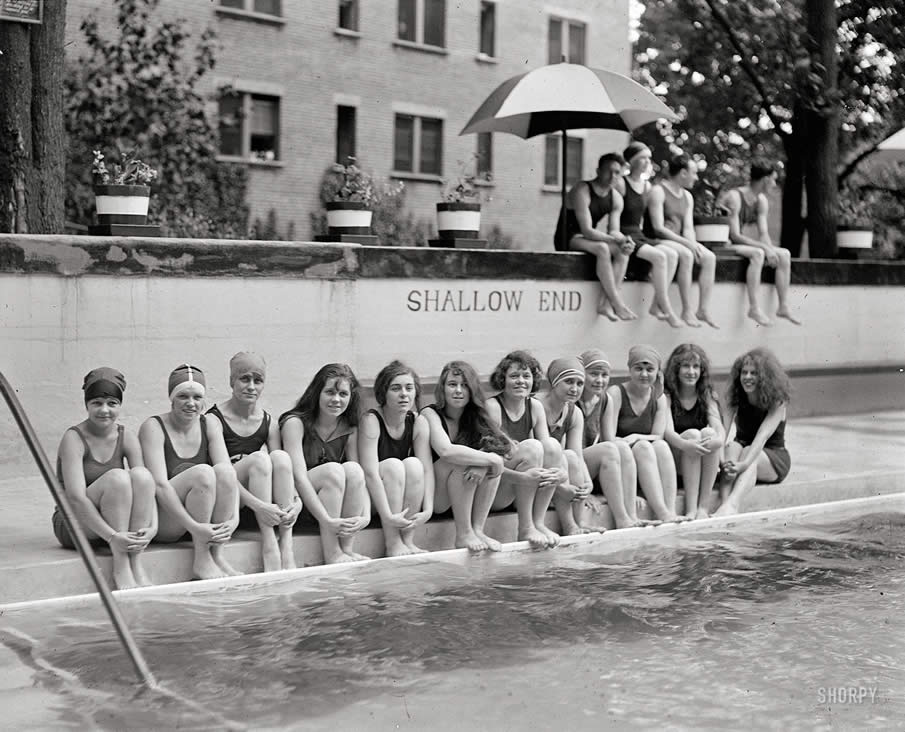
(693, 216, 730, 246)
(94, 184, 150, 224)
(436, 202, 481, 240)
(837, 228, 874, 249)
(326, 201, 372, 234)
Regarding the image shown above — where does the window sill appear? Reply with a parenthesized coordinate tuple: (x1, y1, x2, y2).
(475, 52, 498, 64)
(391, 171, 443, 184)
(217, 155, 285, 168)
(334, 27, 361, 39)
(392, 39, 449, 56)
(215, 7, 286, 26)
(541, 183, 568, 193)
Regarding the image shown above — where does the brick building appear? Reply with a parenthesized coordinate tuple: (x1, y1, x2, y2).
(66, 0, 632, 249)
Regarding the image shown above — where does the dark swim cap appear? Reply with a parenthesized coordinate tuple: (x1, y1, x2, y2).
(83, 367, 126, 402)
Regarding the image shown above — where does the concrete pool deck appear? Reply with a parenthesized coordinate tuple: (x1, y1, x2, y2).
(1, 410, 903, 605)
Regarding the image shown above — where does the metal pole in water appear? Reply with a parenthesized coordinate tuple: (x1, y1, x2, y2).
(0, 372, 159, 689)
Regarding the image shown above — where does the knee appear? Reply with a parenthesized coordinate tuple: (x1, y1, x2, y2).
(682, 428, 701, 442)
(701, 249, 716, 268)
(106, 468, 133, 493)
(648, 249, 667, 269)
(652, 439, 672, 458)
(520, 439, 544, 468)
(318, 462, 347, 492)
(213, 462, 236, 488)
(778, 248, 791, 263)
(246, 451, 272, 478)
(194, 464, 218, 491)
(598, 442, 621, 468)
(129, 467, 155, 497)
(664, 247, 678, 266)
(540, 436, 562, 461)
(380, 457, 405, 485)
(269, 449, 292, 475)
(343, 461, 365, 488)
(750, 248, 765, 265)
(700, 427, 716, 440)
(677, 249, 694, 267)
(632, 441, 654, 459)
(402, 456, 424, 481)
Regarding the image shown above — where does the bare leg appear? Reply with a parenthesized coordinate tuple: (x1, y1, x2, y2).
(715, 448, 779, 516)
(378, 458, 410, 557)
(660, 241, 700, 327)
(236, 452, 281, 572)
(472, 468, 502, 552)
(169, 465, 227, 580)
(447, 466, 485, 552)
(338, 463, 369, 560)
(585, 442, 629, 528)
(88, 469, 137, 590)
(774, 249, 801, 324)
(695, 248, 719, 328)
(570, 237, 637, 320)
(729, 244, 770, 325)
(495, 440, 548, 548)
(311, 463, 355, 564)
(697, 428, 721, 518)
(210, 463, 241, 576)
(678, 429, 702, 518)
(127, 467, 156, 586)
(400, 456, 428, 553)
(637, 245, 682, 327)
(632, 441, 679, 522)
(270, 450, 298, 569)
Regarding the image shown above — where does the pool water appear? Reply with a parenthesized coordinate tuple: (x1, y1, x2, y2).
(2, 511, 903, 730)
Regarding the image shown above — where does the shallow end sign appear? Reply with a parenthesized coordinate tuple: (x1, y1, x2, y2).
(0, 0, 42, 24)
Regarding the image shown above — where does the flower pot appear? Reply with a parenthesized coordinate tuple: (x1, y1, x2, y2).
(837, 227, 874, 249)
(693, 215, 730, 246)
(326, 201, 373, 235)
(94, 184, 150, 225)
(436, 202, 481, 240)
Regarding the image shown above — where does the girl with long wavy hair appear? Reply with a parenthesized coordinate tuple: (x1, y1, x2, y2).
(421, 360, 509, 552)
(715, 347, 792, 516)
(280, 363, 370, 563)
(663, 344, 724, 519)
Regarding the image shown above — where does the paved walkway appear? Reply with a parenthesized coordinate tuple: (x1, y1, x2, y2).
(1, 411, 903, 604)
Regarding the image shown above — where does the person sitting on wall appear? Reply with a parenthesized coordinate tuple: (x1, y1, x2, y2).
(538, 357, 602, 535)
(55, 367, 157, 590)
(714, 347, 792, 516)
(421, 360, 508, 552)
(645, 154, 719, 328)
(486, 350, 564, 548)
(577, 348, 644, 529)
(663, 343, 724, 519)
(719, 159, 801, 326)
(280, 364, 370, 564)
(359, 360, 434, 557)
(614, 142, 683, 328)
(139, 364, 241, 580)
(207, 352, 300, 572)
(553, 153, 638, 321)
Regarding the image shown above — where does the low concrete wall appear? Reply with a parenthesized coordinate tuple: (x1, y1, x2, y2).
(1, 234, 904, 473)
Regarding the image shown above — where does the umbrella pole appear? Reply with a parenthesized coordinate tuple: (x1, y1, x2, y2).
(561, 127, 568, 252)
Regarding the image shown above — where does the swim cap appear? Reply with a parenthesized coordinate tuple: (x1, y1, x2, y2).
(579, 348, 611, 371)
(547, 357, 585, 388)
(627, 345, 661, 369)
(623, 141, 651, 165)
(83, 367, 126, 403)
(168, 364, 206, 400)
(229, 352, 266, 385)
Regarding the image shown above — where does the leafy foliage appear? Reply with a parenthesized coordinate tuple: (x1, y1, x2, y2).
(442, 155, 492, 203)
(66, 0, 249, 237)
(92, 150, 158, 186)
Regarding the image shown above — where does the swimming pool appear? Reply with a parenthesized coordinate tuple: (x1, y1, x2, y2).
(2, 497, 903, 731)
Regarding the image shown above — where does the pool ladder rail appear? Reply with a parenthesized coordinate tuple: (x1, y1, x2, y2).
(0, 370, 159, 690)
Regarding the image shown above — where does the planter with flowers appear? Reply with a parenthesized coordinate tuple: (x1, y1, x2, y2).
(692, 189, 730, 247)
(91, 150, 158, 228)
(324, 157, 376, 235)
(433, 158, 491, 247)
(836, 189, 874, 252)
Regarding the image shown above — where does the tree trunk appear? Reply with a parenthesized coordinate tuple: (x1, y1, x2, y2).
(0, 2, 68, 234)
(780, 111, 807, 257)
(802, 0, 839, 259)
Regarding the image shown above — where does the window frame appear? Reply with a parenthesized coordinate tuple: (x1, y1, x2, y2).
(395, 0, 446, 50)
(215, 0, 286, 24)
(543, 133, 584, 190)
(338, 0, 360, 32)
(217, 89, 283, 165)
(547, 14, 586, 65)
(335, 105, 357, 165)
(478, 0, 496, 58)
(392, 112, 445, 180)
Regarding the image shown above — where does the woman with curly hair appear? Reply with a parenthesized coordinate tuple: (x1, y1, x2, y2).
(663, 344, 724, 519)
(486, 350, 564, 548)
(714, 347, 792, 516)
(280, 363, 370, 564)
(422, 361, 509, 552)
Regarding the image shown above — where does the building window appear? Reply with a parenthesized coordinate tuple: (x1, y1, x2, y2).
(544, 135, 583, 187)
(397, 0, 445, 47)
(336, 106, 357, 164)
(338, 0, 359, 31)
(219, 0, 282, 16)
(477, 132, 492, 177)
(548, 16, 585, 64)
(394, 114, 443, 175)
(218, 91, 280, 162)
(479, 1, 495, 57)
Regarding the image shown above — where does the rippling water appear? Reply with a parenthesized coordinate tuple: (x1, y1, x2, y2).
(2, 512, 904, 730)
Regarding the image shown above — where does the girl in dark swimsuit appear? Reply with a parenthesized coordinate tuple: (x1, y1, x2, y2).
(485, 350, 563, 549)
(280, 363, 370, 564)
(207, 352, 299, 572)
(421, 361, 509, 553)
(603, 346, 684, 523)
(663, 344, 724, 519)
(715, 348, 792, 516)
(56, 367, 157, 589)
(359, 360, 434, 557)
(139, 364, 241, 581)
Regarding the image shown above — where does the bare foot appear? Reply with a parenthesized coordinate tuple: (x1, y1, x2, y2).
(613, 304, 638, 321)
(262, 545, 282, 573)
(537, 524, 561, 547)
(682, 311, 702, 328)
(456, 531, 488, 552)
(281, 553, 298, 570)
(279, 534, 297, 569)
(649, 304, 668, 320)
(113, 562, 138, 590)
(664, 311, 683, 328)
(192, 555, 229, 580)
(346, 552, 370, 562)
(324, 550, 358, 564)
(695, 507, 710, 520)
(776, 308, 802, 325)
(386, 542, 413, 557)
(696, 311, 720, 329)
(614, 516, 641, 529)
(713, 501, 739, 517)
(212, 553, 243, 577)
(130, 557, 153, 587)
(518, 526, 548, 549)
(747, 307, 772, 326)
(474, 531, 502, 552)
(403, 539, 429, 554)
(597, 296, 619, 321)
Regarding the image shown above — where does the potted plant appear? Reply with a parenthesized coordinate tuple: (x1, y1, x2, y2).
(324, 157, 376, 235)
(435, 156, 491, 241)
(692, 187, 731, 246)
(836, 188, 874, 251)
(92, 150, 158, 225)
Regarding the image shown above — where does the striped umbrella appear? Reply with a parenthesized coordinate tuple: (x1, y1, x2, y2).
(876, 127, 905, 162)
(460, 63, 677, 250)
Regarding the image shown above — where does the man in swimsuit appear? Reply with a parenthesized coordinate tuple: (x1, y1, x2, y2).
(721, 159, 801, 326)
(554, 153, 638, 320)
(646, 154, 719, 328)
